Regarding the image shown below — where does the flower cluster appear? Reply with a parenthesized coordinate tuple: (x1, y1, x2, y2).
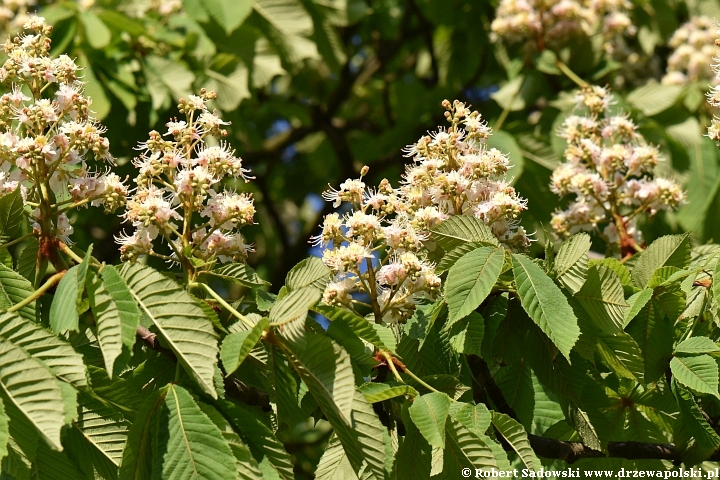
(316, 100, 529, 324)
(662, 16, 717, 86)
(490, 0, 633, 49)
(704, 25, 720, 141)
(124, 0, 183, 18)
(550, 86, 684, 254)
(0, 0, 33, 40)
(117, 90, 255, 272)
(0, 16, 125, 244)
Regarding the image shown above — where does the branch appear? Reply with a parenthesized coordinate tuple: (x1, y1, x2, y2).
(466, 354, 720, 464)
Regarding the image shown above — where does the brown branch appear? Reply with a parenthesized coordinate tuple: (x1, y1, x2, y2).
(467, 354, 720, 464)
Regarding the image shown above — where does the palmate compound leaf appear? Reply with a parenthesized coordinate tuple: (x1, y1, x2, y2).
(0, 263, 35, 322)
(444, 246, 504, 324)
(120, 263, 219, 398)
(161, 385, 237, 480)
(670, 355, 720, 399)
(554, 232, 591, 293)
(490, 412, 541, 471)
(631, 233, 691, 288)
(49, 246, 93, 334)
(0, 333, 66, 451)
(512, 254, 580, 360)
(88, 265, 141, 376)
(574, 265, 628, 334)
(408, 392, 452, 449)
(220, 318, 269, 375)
(281, 335, 385, 480)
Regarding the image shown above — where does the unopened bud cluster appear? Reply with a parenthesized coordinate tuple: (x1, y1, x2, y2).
(316, 100, 529, 324)
(490, 0, 633, 49)
(0, 16, 124, 243)
(117, 90, 255, 266)
(662, 16, 717, 86)
(551, 86, 684, 249)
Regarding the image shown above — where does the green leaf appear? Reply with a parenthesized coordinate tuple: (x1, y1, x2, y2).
(574, 266, 628, 334)
(88, 265, 140, 376)
(626, 300, 674, 383)
(626, 83, 683, 116)
(491, 75, 526, 111)
(443, 416, 500, 476)
(491, 412, 541, 471)
(0, 312, 87, 388)
(17, 237, 39, 285)
(429, 215, 499, 252)
(283, 337, 385, 480)
(632, 234, 691, 288)
(161, 384, 237, 480)
(487, 130, 524, 183)
(82, 11, 111, 49)
(446, 311, 484, 357)
(119, 389, 168, 480)
(0, 189, 24, 244)
(200, 263, 269, 287)
(445, 247, 504, 324)
(435, 242, 488, 274)
(50, 266, 82, 334)
(672, 381, 720, 450)
(596, 332, 645, 383)
(120, 263, 219, 398)
(554, 233, 591, 293)
(670, 355, 720, 398)
(251, 0, 317, 64)
(0, 396, 9, 465)
(0, 334, 66, 450)
(512, 254, 580, 360)
(285, 257, 331, 292)
(452, 403, 492, 436)
(0, 264, 35, 322)
(268, 286, 321, 326)
(203, 0, 252, 34)
(563, 400, 602, 451)
(675, 337, 720, 355)
(314, 434, 358, 480)
(359, 383, 417, 403)
(393, 403, 431, 480)
(315, 305, 390, 351)
(624, 288, 652, 327)
(221, 318, 269, 375)
(408, 392, 451, 449)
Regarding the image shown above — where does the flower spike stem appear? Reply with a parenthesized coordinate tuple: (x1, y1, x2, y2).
(555, 59, 588, 88)
(200, 283, 256, 330)
(0, 233, 35, 251)
(379, 350, 447, 397)
(8, 271, 65, 313)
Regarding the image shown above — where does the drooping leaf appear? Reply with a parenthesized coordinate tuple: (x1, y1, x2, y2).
(596, 333, 645, 384)
(161, 384, 237, 480)
(670, 355, 720, 399)
(0, 335, 66, 451)
(554, 233, 591, 293)
(491, 412, 541, 471)
(359, 383, 417, 403)
(88, 265, 140, 375)
(120, 263, 219, 398)
(16, 237, 39, 285)
(0, 312, 87, 388)
(624, 288, 653, 327)
(119, 389, 165, 480)
(626, 300, 674, 383)
(315, 305, 390, 351)
(0, 264, 35, 322)
(445, 247, 504, 324)
(512, 254, 580, 360)
(315, 434, 359, 480)
(221, 318, 269, 375)
(408, 392, 452, 449)
(442, 416, 500, 477)
(632, 234, 691, 288)
(672, 381, 720, 450)
(393, 403, 431, 480)
(626, 83, 683, 116)
(574, 266, 628, 334)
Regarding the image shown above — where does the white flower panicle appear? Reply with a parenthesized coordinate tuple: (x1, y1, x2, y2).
(117, 89, 255, 269)
(662, 16, 718, 86)
(550, 86, 684, 253)
(705, 24, 720, 141)
(490, 0, 633, 49)
(0, 17, 125, 243)
(316, 100, 528, 325)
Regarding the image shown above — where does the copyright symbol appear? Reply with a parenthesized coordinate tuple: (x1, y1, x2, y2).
(462, 468, 472, 478)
